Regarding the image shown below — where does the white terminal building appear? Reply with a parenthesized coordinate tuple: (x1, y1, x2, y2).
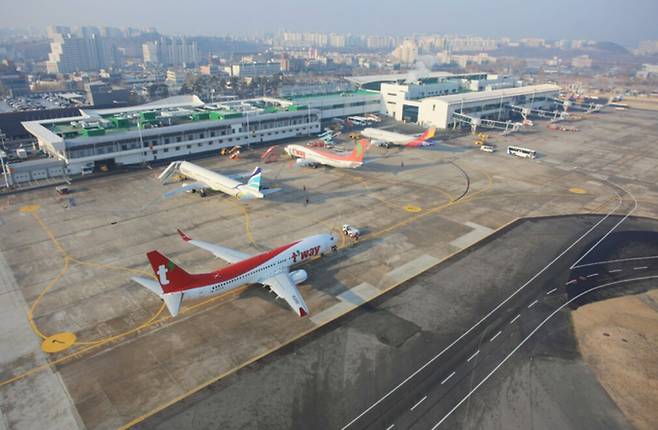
(346, 72, 561, 129)
(19, 71, 563, 178)
(21, 91, 381, 175)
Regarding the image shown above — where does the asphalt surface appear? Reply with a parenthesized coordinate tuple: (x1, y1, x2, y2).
(134, 196, 658, 430)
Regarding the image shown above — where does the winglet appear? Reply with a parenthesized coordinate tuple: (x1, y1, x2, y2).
(177, 229, 192, 242)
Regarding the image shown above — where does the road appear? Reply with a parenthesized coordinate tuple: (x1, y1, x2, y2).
(135, 188, 657, 430)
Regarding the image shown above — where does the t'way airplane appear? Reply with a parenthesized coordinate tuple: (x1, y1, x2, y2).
(361, 127, 436, 148)
(131, 230, 337, 317)
(159, 160, 279, 199)
(284, 139, 368, 168)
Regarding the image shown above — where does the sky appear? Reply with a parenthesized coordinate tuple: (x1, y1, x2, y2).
(2, 0, 658, 46)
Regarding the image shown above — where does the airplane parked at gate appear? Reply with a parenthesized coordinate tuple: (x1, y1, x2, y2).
(158, 160, 279, 199)
(132, 230, 338, 318)
(284, 139, 368, 168)
(361, 127, 436, 148)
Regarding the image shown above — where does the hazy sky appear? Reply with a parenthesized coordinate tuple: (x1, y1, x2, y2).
(2, 0, 657, 46)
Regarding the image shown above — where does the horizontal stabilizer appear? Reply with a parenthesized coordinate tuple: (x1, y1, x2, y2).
(163, 292, 183, 317)
(132, 276, 164, 298)
(261, 187, 281, 195)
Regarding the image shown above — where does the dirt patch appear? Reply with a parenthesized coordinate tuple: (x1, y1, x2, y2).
(572, 289, 658, 430)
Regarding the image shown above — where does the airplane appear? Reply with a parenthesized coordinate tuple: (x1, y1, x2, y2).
(361, 127, 436, 148)
(158, 160, 279, 199)
(284, 139, 368, 169)
(131, 230, 338, 318)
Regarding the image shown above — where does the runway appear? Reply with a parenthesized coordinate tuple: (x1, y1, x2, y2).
(136, 208, 657, 429)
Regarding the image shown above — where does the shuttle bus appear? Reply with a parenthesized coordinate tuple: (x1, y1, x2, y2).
(506, 145, 537, 159)
(347, 116, 371, 126)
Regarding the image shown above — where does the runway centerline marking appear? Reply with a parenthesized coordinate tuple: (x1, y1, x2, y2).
(510, 314, 521, 324)
(441, 372, 456, 385)
(608, 269, 622, 273)
(466, 350, 480, 362)
(634, 266, 648, 270)
(340, 181, 630, 430)
(586, 273, 599, 278)
(410, 396, 427, 411)
(489, 331, 502, 342)
(546, 288, 557, 295)
(430, 274, 658, 429)
(527, 300, 538, 308)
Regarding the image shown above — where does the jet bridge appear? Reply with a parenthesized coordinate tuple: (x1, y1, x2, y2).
(508, 104, 569, 122)
(158, 160, 182, 184)
(452, 112, 524, 135)
(551, 98, 603, 113)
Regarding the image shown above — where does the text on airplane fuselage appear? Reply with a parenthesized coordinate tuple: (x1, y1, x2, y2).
(291, 245, 321, 263)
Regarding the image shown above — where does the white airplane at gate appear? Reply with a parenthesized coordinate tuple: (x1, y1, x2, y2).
(131, 230, 337, 318)
(159, 160, 278, 200)
(361, 127, 436, 148)
(284, 139, 368, 169)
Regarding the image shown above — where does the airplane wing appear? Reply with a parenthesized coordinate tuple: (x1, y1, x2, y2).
(163, 182, 209, 198)
(177, 229, 251, 263)
(261, 272, 309, 317)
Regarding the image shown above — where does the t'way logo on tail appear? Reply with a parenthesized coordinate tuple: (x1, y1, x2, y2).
(348, 139, 369, 161)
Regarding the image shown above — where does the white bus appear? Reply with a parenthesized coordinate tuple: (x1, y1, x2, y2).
(347, 116, 371, 126)
(506, 145, 537, 159)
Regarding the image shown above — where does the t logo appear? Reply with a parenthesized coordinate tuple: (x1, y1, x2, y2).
(157, 264, 170, 285)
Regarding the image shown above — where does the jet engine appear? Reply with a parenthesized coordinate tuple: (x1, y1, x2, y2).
(289, 269, 308, 285)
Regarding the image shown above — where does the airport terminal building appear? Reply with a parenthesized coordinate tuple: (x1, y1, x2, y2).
(347, 72, 561, 129)
(20, 91, 382, 175)
(21, 95, 323, 174)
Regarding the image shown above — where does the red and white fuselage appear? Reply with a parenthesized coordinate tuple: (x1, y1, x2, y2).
(284, 139, 367, 169)
(133, 233, 337, 318)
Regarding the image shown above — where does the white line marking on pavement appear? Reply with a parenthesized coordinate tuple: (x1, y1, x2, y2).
(441, 372, 456, 385)
(430, 275, 658, 429)
(586, 273, 599, 278)
(566, 279, 577, 285)
(527, 300, 538, 308)
(489, 331, 502, 342)
(467, 350, 480, 362)
(341, 185, 631, 430)
(608, 269, 622, 273)
(634, 266, 648, 270)
(573, 255, 658, 269)
(569, 185, 637, 269)
(546, 288, 557, 295)
(510, 314, 521, 323)
(386, 425, 395, 430)
(410, 396, 427, 411)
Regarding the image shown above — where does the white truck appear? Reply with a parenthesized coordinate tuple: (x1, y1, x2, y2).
(342, 224, 360, 240)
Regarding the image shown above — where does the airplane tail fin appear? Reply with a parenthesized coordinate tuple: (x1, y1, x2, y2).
(407, 127, 436, 147)
(349, 139, 368, 162)
(246, 166, 262, 191)
(146, 250, 193, 294)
